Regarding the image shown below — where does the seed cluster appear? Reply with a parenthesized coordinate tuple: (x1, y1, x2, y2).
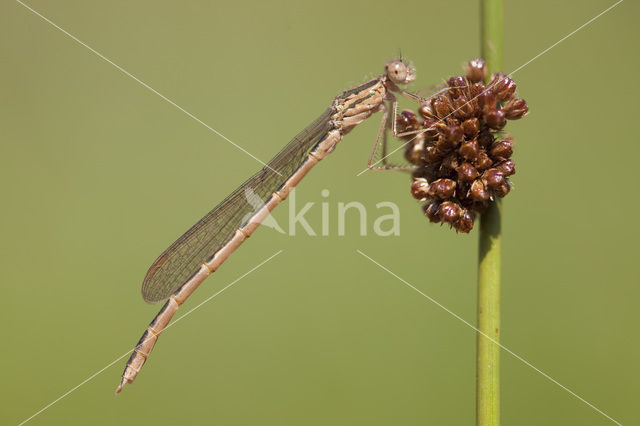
(399, 58, 528, 233)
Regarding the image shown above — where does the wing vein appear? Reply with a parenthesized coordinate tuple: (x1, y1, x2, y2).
(141, 108, 333, 303)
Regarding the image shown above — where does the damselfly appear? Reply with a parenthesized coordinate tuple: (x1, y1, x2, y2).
(117, 59, 429, 393)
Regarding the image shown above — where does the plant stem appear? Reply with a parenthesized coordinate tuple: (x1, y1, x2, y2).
(478, 0, 503, 425)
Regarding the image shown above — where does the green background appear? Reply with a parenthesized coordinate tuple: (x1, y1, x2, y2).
(2, 0, 638, 425)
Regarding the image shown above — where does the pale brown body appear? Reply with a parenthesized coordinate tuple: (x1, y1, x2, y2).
(117, 62, 415, 393)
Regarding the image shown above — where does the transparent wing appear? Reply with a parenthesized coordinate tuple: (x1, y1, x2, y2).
(141, 108, 333, 303)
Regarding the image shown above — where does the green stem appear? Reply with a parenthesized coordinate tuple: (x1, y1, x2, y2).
(478, 1, 503, 425)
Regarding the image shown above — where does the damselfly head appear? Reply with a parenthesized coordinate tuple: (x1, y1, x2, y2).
(385, 59, 416, 85)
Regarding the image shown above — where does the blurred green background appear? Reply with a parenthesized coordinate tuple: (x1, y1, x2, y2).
(2, 0, 638, 425)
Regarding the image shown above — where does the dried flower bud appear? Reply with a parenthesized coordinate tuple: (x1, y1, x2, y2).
(439, 201, 462, 224)
(465, 58, 486, 83)
(469, 82, 485, 98)
(411, 178, 430, 200)
(477, 130, 494, 148)
(483, 109, 506, 130)
(503, 98, 529, 120)
(457, 162, 479, 182)
(453, 96, 475, 120)
(441, 154, 459, 170)
(423, 202, 441, 223)
(422, 119, 439, 140)
(418, 102, 436, 119)
(433, 121, 449, 133)
(459, 139, 480, 161)
(397, 110, 421, 133)
(470, 179, 490, 201)
(490, 73, 517, 102)
(461, 118, 480, 137)
(434, 136, 451, 153)
(475, 152, 493, 170)
(444, 125, 464, 144)
(423, 165, 439, 182)
(496, 160, 515, 176)
(405, 140, 424, 164)
(493, 181, 511, 198)
(478, 90, 497, 111)
(432, 96, 453, 118)
(490, 140, 514, 159)
(454, 210, 475, 233)
(482, 169, 505, 189)
(447, 76, 467, 98)
(428, 178, 456, 199)
(424, 145, 440, 163)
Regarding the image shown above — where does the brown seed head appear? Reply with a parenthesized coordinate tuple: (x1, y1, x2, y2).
(406, 58, 527, 233)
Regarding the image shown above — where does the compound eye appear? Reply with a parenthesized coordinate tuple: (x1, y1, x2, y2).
(386, 60, 408, 84)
